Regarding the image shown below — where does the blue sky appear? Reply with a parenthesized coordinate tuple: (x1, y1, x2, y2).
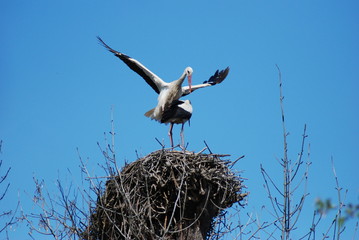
(1, 0, 358, 239)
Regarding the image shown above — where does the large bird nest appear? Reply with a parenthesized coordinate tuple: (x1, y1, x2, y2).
(84, 150, 246, 240)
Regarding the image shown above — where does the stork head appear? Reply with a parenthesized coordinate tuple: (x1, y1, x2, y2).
(185, 67, 193, 92)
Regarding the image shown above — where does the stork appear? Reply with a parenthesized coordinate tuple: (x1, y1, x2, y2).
(97, 36, 229, 121)
(161, 99, 193, 148)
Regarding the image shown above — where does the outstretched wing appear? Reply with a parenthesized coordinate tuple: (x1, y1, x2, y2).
(97, 36, 167, 94)
(181, 67, 230, 96)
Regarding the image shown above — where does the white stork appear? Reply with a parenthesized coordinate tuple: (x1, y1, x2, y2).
(161, 99, 193, 148)
(97, 36, 230, 122)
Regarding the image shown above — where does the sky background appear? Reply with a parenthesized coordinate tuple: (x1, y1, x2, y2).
(1, 0, 358, 239)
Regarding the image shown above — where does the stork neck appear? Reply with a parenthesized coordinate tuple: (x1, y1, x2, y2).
(175, 70, 188, 86)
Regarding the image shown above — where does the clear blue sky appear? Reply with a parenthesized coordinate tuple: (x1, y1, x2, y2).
(1, 0, 358, 239)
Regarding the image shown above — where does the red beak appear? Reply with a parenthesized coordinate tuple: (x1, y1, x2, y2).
(188, 75, 192, 93)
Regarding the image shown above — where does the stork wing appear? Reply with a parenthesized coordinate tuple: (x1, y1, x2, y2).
(161, 100, 192, 124)
(97, 36, 167, 94)
(181, 67, 230, 96)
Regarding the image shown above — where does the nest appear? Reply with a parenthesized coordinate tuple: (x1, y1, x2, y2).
(84, 150, 246, 240)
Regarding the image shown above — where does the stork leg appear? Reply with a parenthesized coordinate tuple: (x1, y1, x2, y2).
(180, 123, 185, 148)
(168, 123, 174, 148)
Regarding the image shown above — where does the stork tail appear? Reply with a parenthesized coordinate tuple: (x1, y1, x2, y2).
(144, 108, 155, 118)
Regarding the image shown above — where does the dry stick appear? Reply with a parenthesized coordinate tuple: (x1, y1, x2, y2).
(77, 150, 92, 233)
(235, 212, 260, 240)
(291, 124, 308, 182)
(163, 163, 186, 237)
(78, 156, 108, 238)
(57, 181, 78, 236)
(289, 195, 306, 228)
(77, 148, 102, 197)
(261, 166, 284, 197)
(289, 142, 311, 232)
(0, 141, 16, 234)
(180, 181, 189, 229)
(168, 188, 212, 234)
(96, 201, 127, 238)
(24, 180, 61, 238)
(210, 217, 222, 240)
(0, 161, 10, 184)
(0, 161, 10, 201)
(261, 164, 285, 232)
(331, 157, 345, 240)
(322, 214, 336, 239)
(104, 116, 142, 238)
(196, 147, 208, 155)
(276, 64, 291, 240)
(79, 147, 127, 238)
(298, 209, 322, 240)
(144, 174, 155, 236)
(291, 143, 310, 193)
(113, 176, 139, 237)
(226, 155, 245, 170)
(210, 210, 230, 240)
(235, 212, 255, 240)
(353, 221, 359, 240)
(178, 159, 190, 230)
(155, 137, 165, 149)
(110, 105, 120, 174)
(260, 166, 282, 233)
(97, 141, 114, 176)
(0, 199, 19, 234)
(246, 218, 280, 240)
(54, 187, 76, 237)
(320, 159, 347, 240)
(204, 140, 213, 154)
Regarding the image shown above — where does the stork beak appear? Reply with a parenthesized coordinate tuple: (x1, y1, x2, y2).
(188, 75, 192, 93)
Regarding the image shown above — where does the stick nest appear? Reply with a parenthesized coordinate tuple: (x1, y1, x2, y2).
(84, 150, 246, 240)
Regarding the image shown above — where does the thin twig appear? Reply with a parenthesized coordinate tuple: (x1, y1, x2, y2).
(204, 140, 213, 154)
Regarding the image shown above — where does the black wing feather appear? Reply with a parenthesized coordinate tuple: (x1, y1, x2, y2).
(97, 36, 160, 94)
(203, 67, 230, 85)
(161, 100, 192, 123)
